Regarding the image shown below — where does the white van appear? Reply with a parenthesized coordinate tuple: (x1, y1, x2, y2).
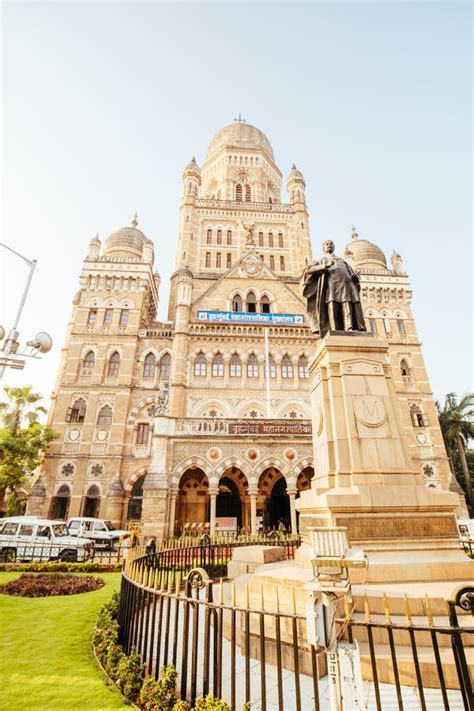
(0, 516, 94, 562)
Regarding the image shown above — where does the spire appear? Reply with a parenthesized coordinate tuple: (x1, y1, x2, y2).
(233, 113, 247, 123)
(351, 225, 359, 240)
(131, 211, 138, 228)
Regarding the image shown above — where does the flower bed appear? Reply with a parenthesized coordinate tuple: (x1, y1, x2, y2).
(0, 561, 121, 573)
(0, 573, 104, 597)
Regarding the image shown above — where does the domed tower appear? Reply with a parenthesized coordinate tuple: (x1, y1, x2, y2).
(287, 163, 311, 274)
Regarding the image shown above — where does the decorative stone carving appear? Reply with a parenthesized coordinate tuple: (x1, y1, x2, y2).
(354, 395, 386, 427)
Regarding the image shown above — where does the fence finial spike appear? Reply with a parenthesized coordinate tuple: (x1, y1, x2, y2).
(424, 594, 434, 626)
(383, 593, 391, 624)
(363, 593, 371, 623)
(404, 593, 412, 625)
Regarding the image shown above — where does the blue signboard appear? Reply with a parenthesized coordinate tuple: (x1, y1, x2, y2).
(196, 310, 305, 325)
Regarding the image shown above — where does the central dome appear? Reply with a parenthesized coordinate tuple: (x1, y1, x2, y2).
(206, 122, 274, 161)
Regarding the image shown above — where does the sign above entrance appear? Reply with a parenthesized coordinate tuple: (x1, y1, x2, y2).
(196, 311, 305, 326)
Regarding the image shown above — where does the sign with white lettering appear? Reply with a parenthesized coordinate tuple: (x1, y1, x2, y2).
(196, 311, 305, 326)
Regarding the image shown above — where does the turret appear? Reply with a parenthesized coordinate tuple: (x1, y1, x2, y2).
(168, 267, 194, 417)
(87, 234, 101, 260)
(182, 157, 201, 201)
(287, 164, 307, 208)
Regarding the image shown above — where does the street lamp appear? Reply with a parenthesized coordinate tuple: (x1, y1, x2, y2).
(0, 243, 52, 380)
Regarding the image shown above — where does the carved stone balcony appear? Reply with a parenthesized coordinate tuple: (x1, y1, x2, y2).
(196, 198, 292, 214)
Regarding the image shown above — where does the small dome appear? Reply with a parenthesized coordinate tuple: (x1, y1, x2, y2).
(184, 156, 201, 175)
(288, 163, 304, 181)
(345, 227, 387, 270)
(206, 122, 274, 161)
(103, 214, 148, 258)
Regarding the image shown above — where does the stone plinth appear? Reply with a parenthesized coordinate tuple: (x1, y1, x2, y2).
(295, 334, 473, 583)
(227, 545, 287, 577)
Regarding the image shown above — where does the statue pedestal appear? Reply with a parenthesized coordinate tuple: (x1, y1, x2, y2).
(295, 334, 473, 583)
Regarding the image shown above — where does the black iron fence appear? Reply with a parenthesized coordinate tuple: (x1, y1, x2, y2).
(118, 550, 474, 711)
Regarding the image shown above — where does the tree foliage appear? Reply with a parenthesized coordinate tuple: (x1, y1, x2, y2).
(0, 386, 57, 502)
(437, 392, 474, 514)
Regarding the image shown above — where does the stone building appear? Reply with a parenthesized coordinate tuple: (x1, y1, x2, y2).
(27, 120, 455, 538)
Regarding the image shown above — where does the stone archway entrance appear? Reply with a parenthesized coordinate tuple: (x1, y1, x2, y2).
(82, 484, 101, 518)
(127, 475, 146, 521)
(213, 467, 249, 533)
(258, 468, 291, 531)
(50, 484, 71, 520)
(296, 466, 314, 529)
(216, 477, 242, 527)
(175, 468, 209, 534)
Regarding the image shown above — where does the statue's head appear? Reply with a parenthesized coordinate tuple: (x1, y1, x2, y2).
(322, 240, 335, 255)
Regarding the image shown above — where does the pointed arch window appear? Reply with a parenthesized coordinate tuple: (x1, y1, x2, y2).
(278, 232, 284, 248)
(268, 232, 274, 247)
(245, 184, 251, 202)
(97, 405, 113, 427)
(246, 291, 256, 313)
(235, 184, 243, 201)
(400, 359, 410, 377)
(227, 229, 232, 245)
(232, 294, 242, 312)
(216, 252, 221, 268)
(397, 319, 406, 337)
(211, 353, 224, 377)
(270, 255, 275, 270)
(281, 355, 294, 379)
(119, 309, 129, 326)
(280, 256, 285, 271)
(194, 353, 207, 377)
(217, 229, 222, 245)
(66, 398, 87, 424)
(159, 353, 171, 380)
(107, 351, 120, 377)
(229, 354, 242, 378)
(82, 350, 95, 373)
(265, 354, 276, 379)
(226, 253, 232, 269)
(205, 252, 211, 268)
(368, 318, 378, 335)
(247, 354, 259, 378)
(206, 229, 212, 244)
(258, 232, 263, 247)
(410, 404, 427, 428)
(143, 353, 156, 379)
(260, 295, 271, 314)
(298, 355, 309, 379)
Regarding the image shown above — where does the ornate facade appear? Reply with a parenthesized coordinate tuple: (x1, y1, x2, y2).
(27, 120, 456, 538)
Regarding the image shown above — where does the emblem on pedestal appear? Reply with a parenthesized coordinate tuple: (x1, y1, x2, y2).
(354, 395, 386, 427)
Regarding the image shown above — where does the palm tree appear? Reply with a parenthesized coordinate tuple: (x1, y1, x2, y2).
(0, 386, 47, 434)
(437, 392, 474, 514)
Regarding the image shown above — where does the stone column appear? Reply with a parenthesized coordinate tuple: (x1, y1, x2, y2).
(26, 475, 47, 516)
(104, 474, 125, 529)
(141, 416, 174, 541)
(209, 490, 218, 535)
(167, 488, 178, 538)
(249, 489, 258, 534)
(287, 488, 298, 534)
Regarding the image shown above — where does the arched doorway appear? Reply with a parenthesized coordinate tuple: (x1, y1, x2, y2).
(82, 484, 101, 518)
(176, 468, 209, 533)
(216, 468, 248, 532)
(128, 476, 146, 521)
(258, 468, 290, 530)
(50, 484, 71, 520)
(296, 466, 314, 528)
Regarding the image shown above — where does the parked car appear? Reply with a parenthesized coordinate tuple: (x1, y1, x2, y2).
(0, 516, 94, 562)
(67, 517, 129, 550)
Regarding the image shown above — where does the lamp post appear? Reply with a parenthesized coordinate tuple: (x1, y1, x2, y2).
(0, 243, 52, 380)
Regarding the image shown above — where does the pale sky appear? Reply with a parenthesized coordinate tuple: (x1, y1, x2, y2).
(1, 1, 472, 410)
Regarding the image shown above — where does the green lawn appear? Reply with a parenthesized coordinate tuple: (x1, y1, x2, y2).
(0, 572, 127, 711)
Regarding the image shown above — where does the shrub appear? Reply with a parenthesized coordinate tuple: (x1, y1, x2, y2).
(140, 665, 178, 710)
(116, 649, 145, 703)
(104, 642, 125, 681)
(193, 695, 231, 710)
(0, 573, 104, 597)
(0, 561, 121, 573)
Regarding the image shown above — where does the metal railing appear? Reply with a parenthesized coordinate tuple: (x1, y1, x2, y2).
(118, 549, 474, 711)
(0, 540, 124, 565)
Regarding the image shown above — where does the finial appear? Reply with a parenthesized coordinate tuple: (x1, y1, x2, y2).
(233, 112, 247, 123)
(291, 163, 297, 170)
(191, 156, 196, 163)
(351, 225, 359, 240)
(131, 211, 138, 228)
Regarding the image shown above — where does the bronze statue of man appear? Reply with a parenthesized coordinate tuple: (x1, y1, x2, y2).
(302, 240, 366, 337)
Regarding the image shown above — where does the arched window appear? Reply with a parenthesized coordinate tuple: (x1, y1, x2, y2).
(232, 294, 242, 312)
(119, 309, 129, 326)
(266, 355, 276, 379)
(107, 351, 120, 377)
(281, 355, 294, 379)
(278, 232, 284, 248)
(279, 256, 285, 271)
(268, 232, 274, 247)
(159, 353, 171, 380)
(298, 356, 309, 379)
(260, 295, 271, 314)
(217, 229, 222, 245)
(245, 184, 251, 201)
(97, 405, 113, 427)
(227, 229, 232, 245)
(269, 255, 275, 270)
(66, 398, 87, 424)
(82, 351, 95, 372)
(368, 318, 378, 335)
(206, 228, 212, 244)
(136, 423, 150, 445)
(212, 353, 224, 377)
(143, 353, 156, 379)
(246, 291, 256, 313)
(82, 484, 100, 518)
(50, 484, 71, 520)
(247, 354, 259, 378)
(383, 318, 392, 334)
(128, 476, 145, 520)
(400, 359, 410, 377)
(397, 319, 406, 337)
(226, 253, 232, 269)
(230, 354, 242, 378)
(410, 404, 427, 428)
(235, 184, 243, 201)
(258, 232, 264, 247)
(194, 353, 207, 377)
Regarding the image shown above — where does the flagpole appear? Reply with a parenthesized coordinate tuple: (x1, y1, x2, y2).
(264, 328, 272, 418)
